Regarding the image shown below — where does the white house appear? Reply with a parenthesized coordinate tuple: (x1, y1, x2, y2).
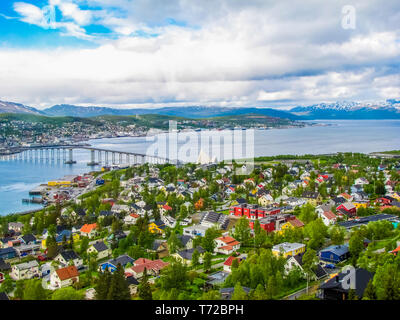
(10, 260, 40, 280)
(124, 213, 139, 225)
(87, 242, 112, 260)
(214, 236, 240, 255)
(54, 250, 83, 268)
(50, 266, 80, 289)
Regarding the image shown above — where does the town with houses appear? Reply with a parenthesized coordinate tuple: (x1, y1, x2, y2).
(1, 151, 400, 301)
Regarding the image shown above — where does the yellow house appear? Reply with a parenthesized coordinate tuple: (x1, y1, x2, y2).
(148, 221, 166, 234)
(272, 242, 306, 258)
(353, 202, 368, 209)
(392, 193, 400, 201)
(48, 180, 72, 187)
(278, 218, 305, 235)
(258, 194, 274, 206)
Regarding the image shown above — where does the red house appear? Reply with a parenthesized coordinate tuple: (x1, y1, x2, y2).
(229, 204, 280, 219)
(336, 202, 356, 217)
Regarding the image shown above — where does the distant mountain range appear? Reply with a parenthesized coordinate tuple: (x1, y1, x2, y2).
(0, 101, 43, 115)
(1, 99, 399, 120)
(290, 100, 400, 119)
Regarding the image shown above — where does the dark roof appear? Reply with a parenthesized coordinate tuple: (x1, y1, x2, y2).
(60, 250, 80, 261)
(109, 255, 135, 267)
(302, 191, 319, 199)
(319, 268, 373, 298)
(126, 276, 139, 286)
(338, 214, 398, 229)
(92, 241, 109, 252)
(99, 210, 113, 216)
(76, 208, 86, 216)
(0, 258, 11, 271)
(21, 234, 36, 243)
(292, 254, 328, 279)
(177, 246, 205, 260)
(151, 239, 166, 251)
(236, 198, 247, 204)
(178, 235, 193, 246)
(319, 245, 349, 257)
(0, 247, 16, 255)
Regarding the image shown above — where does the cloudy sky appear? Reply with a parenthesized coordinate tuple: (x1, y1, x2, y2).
(0, 0, 399, 109)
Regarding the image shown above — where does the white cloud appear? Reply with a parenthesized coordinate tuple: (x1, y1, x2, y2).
(3, 0, 400, 108)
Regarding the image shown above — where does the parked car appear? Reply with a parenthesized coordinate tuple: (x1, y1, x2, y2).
(325, 263, 336, 269)
(37, 255, 48, 261)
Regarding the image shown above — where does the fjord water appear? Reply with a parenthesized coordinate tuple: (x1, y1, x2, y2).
(0, 120, 399, 216)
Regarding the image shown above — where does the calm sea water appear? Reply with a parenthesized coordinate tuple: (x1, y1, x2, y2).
(1, 120, 399, 216)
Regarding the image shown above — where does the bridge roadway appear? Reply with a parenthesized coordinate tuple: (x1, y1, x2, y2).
(0, 144, 176, 165)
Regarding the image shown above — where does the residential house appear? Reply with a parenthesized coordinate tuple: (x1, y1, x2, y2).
(258, 194, 274, 206)
(18, 234, 37, 245)
(100, 255, 135, 273)
(302, 191, 323, 206)
(161, 214, 177, 228)
(50, 265, 80, 289)
(0, 247, 16, 260)
(124, 213, 140, 225)
(200, 211, 230, 230)
(183, 224, 209, 237)
(319, 245, 350, 263)
(272, 242, 306, 258)
(8, 222, 24, 233)
(127, 258, 169, 278)
(319, 210, 337, 226)
(10, 260, 40, 280)
(87, 241, 112, 260)
(178, 235, 193, 249)
(318, 268, 373, 300)
(148, 239, 169, 258)
(148, 220, 166, 234)
(285, 253, 328, 280)
(336, 202, 357, 217)
(80, 223, 98, 239)
(214, 236, 240, 255)
(223, 256, 243, 273)
(172, 246, 205, 265)
(54, 250, 83, 268)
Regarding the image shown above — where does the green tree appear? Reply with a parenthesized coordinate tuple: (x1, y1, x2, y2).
(299, 203, 317, 224)
(167, 232, 182, 254)
(201, 227, 219, 253)
(329, 225, 346, 245)
(138, 268, 152, 300)
(203, 252, 212, 272)
(191, 249, 200, 267)
(0, 279, 14, 294)
(95, 268, 112, 300)
(233, 216, 251, 245)
(106, 264, 131, 300)
(362, 279, 376, 300)
(302, 248, 319, 293)
(349, 231, 365, 266)
(231, 282, 248, 300)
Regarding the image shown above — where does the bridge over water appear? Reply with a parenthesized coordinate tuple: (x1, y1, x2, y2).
(0, 144, 177, 166)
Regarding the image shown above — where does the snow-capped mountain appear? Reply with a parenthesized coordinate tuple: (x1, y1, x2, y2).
(0, 100, 43, 115)
(289, 100, 400, 119)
